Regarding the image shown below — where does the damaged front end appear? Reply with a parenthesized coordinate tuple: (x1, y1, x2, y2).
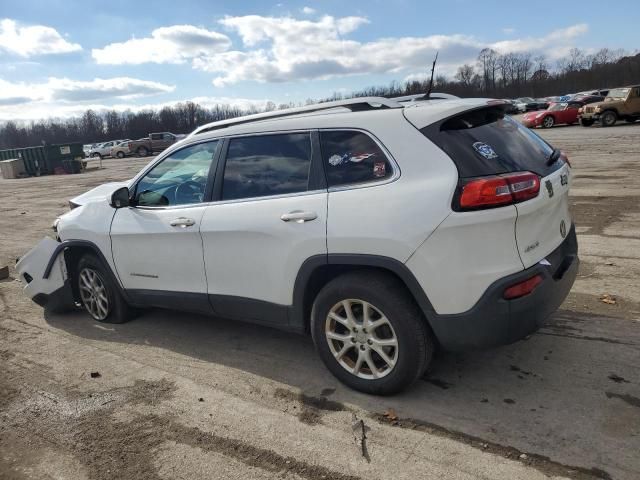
(15, 237, 75, 312)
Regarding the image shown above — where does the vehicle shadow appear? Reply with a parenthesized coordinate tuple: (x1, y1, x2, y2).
(44, 306, 640, 478)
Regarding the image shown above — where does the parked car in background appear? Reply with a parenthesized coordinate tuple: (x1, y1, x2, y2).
(16, 96, 577, 394)
(522, 101, 582, 128)
(516, 97, 545, 112)
(88, 141, 115, 159)
(110, 140, 133, 159)
(579, 85, 640, 127)
(571, 94, 605, 104)
(502, 99, 521, 114)
(128, 132, 185, 157)
(83, 144, 95, 157)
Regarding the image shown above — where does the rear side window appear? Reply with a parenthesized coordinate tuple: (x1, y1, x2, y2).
(222, 133, 312, 200)
(320, 130, 393, 187)
(421, 107, 557, 178)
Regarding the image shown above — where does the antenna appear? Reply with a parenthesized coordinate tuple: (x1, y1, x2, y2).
(424, 52, 439, 99)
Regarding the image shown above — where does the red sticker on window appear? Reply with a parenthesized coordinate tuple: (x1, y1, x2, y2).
(373, 162, 386, 177)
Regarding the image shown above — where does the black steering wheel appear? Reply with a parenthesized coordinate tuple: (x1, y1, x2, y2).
(175, 180, 204, 204)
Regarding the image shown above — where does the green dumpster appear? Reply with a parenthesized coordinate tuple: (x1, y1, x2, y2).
(0, 143, 84, 176)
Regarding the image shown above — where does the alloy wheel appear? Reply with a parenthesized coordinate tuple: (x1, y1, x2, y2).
(78, 267, 110, 320)
(543, 116, 554, 128)
(324, 299, 398, 379)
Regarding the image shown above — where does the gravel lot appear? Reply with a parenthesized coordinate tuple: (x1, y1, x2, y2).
(1, 123, 639, 480)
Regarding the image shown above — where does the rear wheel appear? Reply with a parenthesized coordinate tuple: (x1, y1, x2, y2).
(137, 147, 149, 157)
(311, 271, 434, 395)
(601, 110, 617, 127)
(580, 118, 594, 127)
(542, 116, 555, 128)
(76, 254, 133, 324)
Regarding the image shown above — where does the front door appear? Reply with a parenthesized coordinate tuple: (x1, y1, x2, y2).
(110, 140, 220, 312)
(200, 132, 327, 326)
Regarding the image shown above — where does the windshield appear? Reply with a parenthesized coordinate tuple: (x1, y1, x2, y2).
(518, 97, 534, 103)
(607, 88, 630, 99)
(548, 103, 567, 112)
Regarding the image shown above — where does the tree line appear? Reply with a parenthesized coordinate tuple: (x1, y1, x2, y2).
(1, 47, 639, 150)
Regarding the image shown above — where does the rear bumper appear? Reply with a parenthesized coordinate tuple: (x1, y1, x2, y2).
(429, 225, 578, 351)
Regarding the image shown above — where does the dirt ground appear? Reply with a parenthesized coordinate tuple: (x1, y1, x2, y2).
(0, 123, 639, 480)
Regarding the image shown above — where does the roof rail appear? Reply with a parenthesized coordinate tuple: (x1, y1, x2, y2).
(189, 96, 402, 137)
(392, 92, 459, 102)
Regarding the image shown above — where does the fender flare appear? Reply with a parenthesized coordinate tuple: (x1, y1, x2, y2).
(290, 254, 437, 330)
(43, 239, 130, 301)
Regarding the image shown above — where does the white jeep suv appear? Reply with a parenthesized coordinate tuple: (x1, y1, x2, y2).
(17, 96, 578, 394)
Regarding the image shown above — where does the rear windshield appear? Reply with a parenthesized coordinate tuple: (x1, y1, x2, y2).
(420, 107, 559, 178)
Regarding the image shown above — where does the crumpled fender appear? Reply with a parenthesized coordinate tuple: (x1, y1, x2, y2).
(16, 237, 72, 309)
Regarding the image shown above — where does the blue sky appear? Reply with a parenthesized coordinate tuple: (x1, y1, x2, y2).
(0, 0, 637, 120)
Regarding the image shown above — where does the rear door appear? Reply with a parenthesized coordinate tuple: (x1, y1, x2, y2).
(415, 106, 572, 268)
(200, 131, 327, 326)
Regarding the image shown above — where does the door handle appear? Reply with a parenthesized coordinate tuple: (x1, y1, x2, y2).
(280, 210, 318, 223)
(169, 217, 196, 228)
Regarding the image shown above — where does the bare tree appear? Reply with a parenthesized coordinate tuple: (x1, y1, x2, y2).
(455, 64, 475, 88)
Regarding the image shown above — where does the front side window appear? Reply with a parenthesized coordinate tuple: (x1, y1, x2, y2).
(320, 130, 393, 187)
(222, 133, 312, 200)
(135, 141, 218, 207)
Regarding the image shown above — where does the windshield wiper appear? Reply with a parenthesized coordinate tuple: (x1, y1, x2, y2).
(547, 148, 561, 166)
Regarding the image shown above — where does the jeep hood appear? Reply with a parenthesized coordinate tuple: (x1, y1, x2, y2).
(69, 181, 129, 207)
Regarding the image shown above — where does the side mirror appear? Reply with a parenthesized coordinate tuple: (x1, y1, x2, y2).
(110, 186, 131, 208)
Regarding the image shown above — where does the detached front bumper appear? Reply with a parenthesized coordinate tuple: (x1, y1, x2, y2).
(16, 237, 74, 310)
(429, 226, 579, 351)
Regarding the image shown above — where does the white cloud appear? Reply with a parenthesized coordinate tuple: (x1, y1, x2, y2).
(0, 93, 271, 122)
(189, 16, 589, 86)
(91, 24, 231, 64)
(0, 77, 175, 120)
(301, 6, 316, 15)
(47, 77, 175, 101)
(90, 16, 589, 86)
(491, 24, 589, 59)
(0, 18, 81, 57)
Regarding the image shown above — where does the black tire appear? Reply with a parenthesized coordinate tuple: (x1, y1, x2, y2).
(137, 147, 149, 157)
(600, 110, 617, 127)
(92, 153, 102, 159)
(580, 118, 594, 127)
(542, 116, 555, 128)
(310, 271, 434, 395)
(75, 254, 134, 324)
(116, 151, 125, 158)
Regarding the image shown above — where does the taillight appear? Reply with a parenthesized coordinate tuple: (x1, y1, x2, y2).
(457, 171, 540, 211)
(560, 151, 571, 168)
(503, 274, 543, 299)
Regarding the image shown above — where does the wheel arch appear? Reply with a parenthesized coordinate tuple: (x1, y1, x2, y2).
(44, 240, 128, 303)
(291, 254, 437, 336)
(601, 107, 619, 117)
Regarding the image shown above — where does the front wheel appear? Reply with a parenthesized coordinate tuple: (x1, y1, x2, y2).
(76, 254, 134, 323)
(542, 116, 555, 128)
(137, 147, 149, 157)
(116, 151, 125, 158)
(92, 153, 102, 159)
(311, 271, 434, 395)
(580, 118, 594, 127)
(601, 110, 617, 127)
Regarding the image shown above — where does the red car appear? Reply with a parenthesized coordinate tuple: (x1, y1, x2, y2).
(522, 101, 582, 128)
